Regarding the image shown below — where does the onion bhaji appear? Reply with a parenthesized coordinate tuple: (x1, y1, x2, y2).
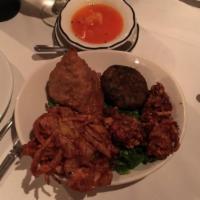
(23, 106, 118, 192)
(141, 83, 180, 159)
(147, 120, 180, 159)
(104, 108, 144, 148)
(47, 49, 104, 115)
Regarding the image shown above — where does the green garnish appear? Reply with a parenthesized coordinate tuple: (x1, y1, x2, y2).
(113, 146, 157, 174)
(104, 102, 141, 119)
(47, 98, 58, 108)
(118, 109, 140, 119)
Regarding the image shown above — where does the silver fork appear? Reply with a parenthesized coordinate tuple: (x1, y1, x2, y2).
(0, 138, 21, 180)
(0, 118, 13, 141)
(34, 45, 68, 53)
(0, 118, 21, 180)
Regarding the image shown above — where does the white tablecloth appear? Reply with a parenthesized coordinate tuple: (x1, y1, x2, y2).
(0, 0, 200, 199)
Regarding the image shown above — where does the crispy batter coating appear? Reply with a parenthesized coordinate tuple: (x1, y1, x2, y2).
(141, 83, 180, 159)
(23, 50, 181, 192)
(47, 49, 104, 114)
(147, 120, 179, 159)
(104, 108, 144, 148)
(23, 106, 118, 192)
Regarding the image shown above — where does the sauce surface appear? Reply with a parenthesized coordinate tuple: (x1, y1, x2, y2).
(71, 4, 123, 44)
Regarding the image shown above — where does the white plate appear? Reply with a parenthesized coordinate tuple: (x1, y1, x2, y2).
(0, 51, 13, 121)
(15, 50, 186, 186)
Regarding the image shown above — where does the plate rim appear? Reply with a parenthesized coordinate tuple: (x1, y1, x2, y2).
(0, 50, 13, 121)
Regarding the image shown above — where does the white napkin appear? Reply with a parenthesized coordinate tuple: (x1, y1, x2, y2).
(0, 30, 46, 79)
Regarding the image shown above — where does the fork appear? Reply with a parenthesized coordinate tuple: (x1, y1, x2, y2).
(34, 45, 68, 53)
(0, 118, 13, 141)
(0, 138, 21, 180)
(0, 118, 20, 180)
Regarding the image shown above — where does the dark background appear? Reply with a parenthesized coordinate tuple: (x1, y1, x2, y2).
(0, 0, 21, 22)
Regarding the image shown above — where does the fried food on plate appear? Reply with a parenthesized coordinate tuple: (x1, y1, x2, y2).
(141, 83, 180, 159)
(101, 65, 148, 109)
(47, 49, 104, 114)
(23, 106, 118, 192)
(104, 108, 144, 148)
(22, 51, 180, 192)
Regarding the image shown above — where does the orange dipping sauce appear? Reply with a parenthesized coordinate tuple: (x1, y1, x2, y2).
(71, 4, 123, 44)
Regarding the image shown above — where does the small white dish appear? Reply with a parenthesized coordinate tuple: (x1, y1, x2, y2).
(58, 0, 136, 50)
(0, 50, 13, 121)
(15, 50, 186, 186)
(54, 17, 140, 52)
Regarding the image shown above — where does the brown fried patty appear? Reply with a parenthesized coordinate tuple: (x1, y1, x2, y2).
(101, 65, 148, 109)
